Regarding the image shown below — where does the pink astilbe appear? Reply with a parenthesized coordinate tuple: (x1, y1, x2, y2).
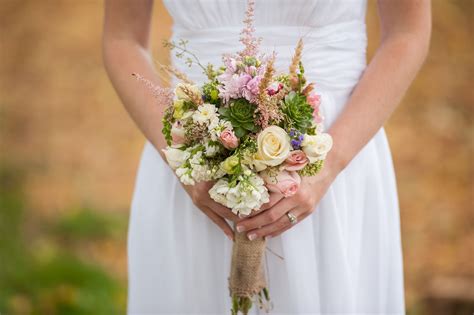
(255, 54, 282, 128)
(132, 73, 174, 107)
(239, 0, 261, 57)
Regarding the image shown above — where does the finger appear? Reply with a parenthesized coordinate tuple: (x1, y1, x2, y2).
(258, 192, 284, 211)
(201, 205, 235, 241)
(245, 207, 298, 240)
(206, 200, 241, 222)
(236, 198, 293, 233)
(266, 208, 311, 239)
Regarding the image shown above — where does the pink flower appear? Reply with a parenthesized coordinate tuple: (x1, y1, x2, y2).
(267, 82, 283, 95)
(239, 73, 253, 86)
(217, 73, 252, 102)
(245, 65, 258, 76)
(307, 92, 321, 107)
(223, 56, 238, 73)
(261, 170, 301, 198)
(307, 92, 322, 123)
(283, 150, 309, 171)
(171, 121, 186, 144)
(241, 75, 262, 103)
(219, 129, 239, 149)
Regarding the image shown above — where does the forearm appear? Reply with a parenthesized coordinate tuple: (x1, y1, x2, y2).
(103, 39, 167, 158)
(327, 33, 430, 174)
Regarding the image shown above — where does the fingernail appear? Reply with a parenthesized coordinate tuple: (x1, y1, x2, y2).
(248, 233, 257, 241)
(236, 225, 245, 232)
(227, 234, 234, 242)
(265, 235, 272, 240)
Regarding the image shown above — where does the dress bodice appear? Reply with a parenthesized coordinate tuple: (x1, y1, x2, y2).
(162, 0, 368, 93)
(163, 0, 367, 30)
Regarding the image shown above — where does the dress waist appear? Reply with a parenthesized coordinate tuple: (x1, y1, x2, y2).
(169, 20, 367, 91)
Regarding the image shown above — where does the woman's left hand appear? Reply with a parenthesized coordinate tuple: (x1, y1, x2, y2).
(235, 166, 336, 240)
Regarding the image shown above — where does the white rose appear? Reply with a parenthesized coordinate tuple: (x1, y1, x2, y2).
(174, 83, 200, 101)
(162, 146, 190, 170)
(254, 126, 291, 168)
(301, 133, 333, 163)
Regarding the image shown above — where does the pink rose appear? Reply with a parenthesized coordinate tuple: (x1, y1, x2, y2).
(307, 92, 322, 123)
(267, 82, 283, 96)
(283, 150, 309, 171)
(219, 129, 239, 149)
(171, 121, 186, 144)
(261, 170, 301, 198)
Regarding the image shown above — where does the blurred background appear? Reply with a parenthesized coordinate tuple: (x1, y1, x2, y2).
(0, 0, 472, 314)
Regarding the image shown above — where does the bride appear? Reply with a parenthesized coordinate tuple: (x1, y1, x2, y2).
(103, 0, 430, 314)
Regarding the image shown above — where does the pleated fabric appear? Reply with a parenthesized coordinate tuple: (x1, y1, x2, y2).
(127, 1, 405, 314)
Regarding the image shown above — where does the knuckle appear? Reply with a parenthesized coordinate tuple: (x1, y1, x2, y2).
(192, 193, 206, 207)
(279, 218, 289, 228)
(299, 196, 312, 209)
(266, 210, 279, 222)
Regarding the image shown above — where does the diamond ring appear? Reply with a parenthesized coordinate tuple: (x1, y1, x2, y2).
(286, 211, 297, 225)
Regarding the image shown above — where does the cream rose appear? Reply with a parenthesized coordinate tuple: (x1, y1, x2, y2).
(301, 133, 333, 163)
(254, 126, 291, 169)
(162, 146, 190, 170)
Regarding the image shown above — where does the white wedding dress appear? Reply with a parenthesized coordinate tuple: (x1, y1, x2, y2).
(127, 0, 405, 314)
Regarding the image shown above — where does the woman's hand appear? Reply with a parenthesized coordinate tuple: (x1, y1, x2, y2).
(235, 165, 337, 240)
(182, 181, 241, 241)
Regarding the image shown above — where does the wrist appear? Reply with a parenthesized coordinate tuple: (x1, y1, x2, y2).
(323, 145, 347, 180)
(324, 128, 352, 177)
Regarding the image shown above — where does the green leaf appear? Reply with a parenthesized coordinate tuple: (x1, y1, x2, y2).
(234, 127, 247, 138)
(241, 121, 256, 130)
(218, 107, 229, 116)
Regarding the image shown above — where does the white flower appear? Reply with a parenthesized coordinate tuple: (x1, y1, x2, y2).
(254, 126, 291, 169)
(301, 133, 333, 163)
(176, 166, 195, 185)
(209, 179, 230, 205)
(204, 141, 220, 157)
(192, 103, 218, 125)
(162, 146, 190, 170)
(209, 178, 230, 207)
(208, 119, 232, 141)
(208, 174, 269, 216)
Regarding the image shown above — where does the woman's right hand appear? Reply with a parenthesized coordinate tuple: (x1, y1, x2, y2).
(182, 181, 240, 241)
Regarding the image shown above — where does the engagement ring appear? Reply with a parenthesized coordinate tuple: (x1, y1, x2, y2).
(286, 211, 297, 225)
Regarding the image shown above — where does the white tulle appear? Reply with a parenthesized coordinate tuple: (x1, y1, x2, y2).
(127, 0, 405, 314)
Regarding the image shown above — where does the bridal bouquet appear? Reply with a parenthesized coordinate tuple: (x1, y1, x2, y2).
(134, 1, 332, 313)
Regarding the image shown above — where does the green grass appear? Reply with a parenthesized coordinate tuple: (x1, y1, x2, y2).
(0, 165, 127, 315)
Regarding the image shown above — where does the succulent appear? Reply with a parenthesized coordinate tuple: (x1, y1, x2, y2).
(281, 91, 314, 133)
(219, 98, 258, 138)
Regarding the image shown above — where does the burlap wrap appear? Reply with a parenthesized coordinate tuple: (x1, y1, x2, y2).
(228, 230, 267, 298)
